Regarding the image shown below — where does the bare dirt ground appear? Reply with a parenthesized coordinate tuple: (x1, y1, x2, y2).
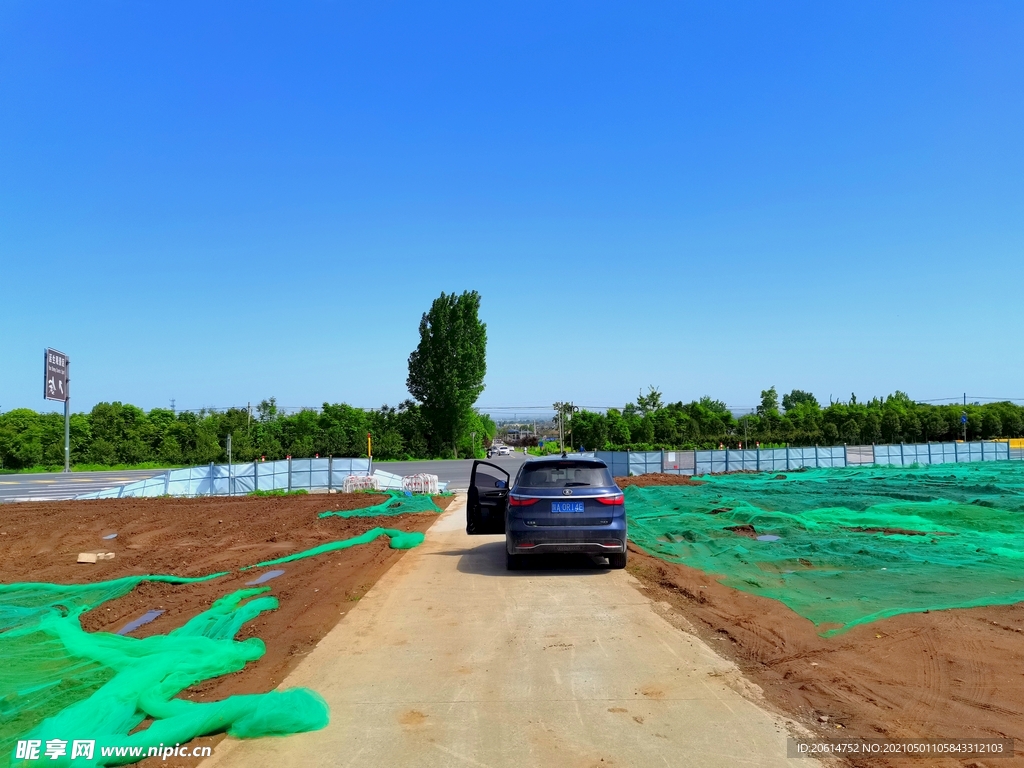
(0, 493, 451, 767)
(616, 472, 705, 488)
(627, 545, 1024, 768)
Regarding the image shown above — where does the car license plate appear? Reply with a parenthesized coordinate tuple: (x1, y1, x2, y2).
(551, 501, 585, 513)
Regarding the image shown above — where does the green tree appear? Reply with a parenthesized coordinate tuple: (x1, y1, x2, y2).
(781, 390, 819, 411)
(407, 290, 488, 458)
(635, 386, 664, 416)
(757, 387, 780, 417)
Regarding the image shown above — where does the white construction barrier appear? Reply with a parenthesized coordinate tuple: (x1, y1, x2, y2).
(402, 473, 440, 495)
(343, 474, 380, 492)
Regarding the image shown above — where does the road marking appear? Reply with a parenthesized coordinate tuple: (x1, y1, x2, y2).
(31, 480, 57, 484)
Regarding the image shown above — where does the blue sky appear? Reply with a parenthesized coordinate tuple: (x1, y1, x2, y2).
(1, 1, 1022, 417)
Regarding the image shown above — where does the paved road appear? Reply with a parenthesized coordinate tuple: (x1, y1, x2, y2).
(0, 455, 530, 502)
(0, 469, 165, 503)
(375, 453, 529, 491)
(204, 496, 816, 768)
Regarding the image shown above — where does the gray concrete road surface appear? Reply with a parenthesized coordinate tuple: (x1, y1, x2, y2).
(203, 495, 818, 768)
(375, 453, 529, 491)
(0, 469, 164, 502)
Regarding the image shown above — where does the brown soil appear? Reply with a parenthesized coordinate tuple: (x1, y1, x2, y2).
(0, 493, 452, 767)
(615, 473, 704, 488)
(724, 524, 759, 539)
(627, 544, 1024, 768)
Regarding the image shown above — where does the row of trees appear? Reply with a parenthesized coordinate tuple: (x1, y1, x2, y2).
(1, 290, 494, 470)
(0, 397, 497, 470)
(566, 387, 1024, 451)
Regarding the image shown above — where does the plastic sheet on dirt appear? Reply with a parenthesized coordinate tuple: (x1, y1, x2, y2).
(626, 463, 1024, 635)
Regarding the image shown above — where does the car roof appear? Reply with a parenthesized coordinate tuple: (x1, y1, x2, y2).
(522, 456, 608, 468)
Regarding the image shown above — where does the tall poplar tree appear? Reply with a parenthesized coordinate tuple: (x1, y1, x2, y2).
(406, 291, 487, 457)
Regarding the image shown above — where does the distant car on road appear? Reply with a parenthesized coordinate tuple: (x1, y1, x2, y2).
(466, 457, 627, 571)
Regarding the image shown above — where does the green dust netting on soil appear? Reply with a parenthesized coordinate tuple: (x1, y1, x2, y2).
(319, 490, 441, 519)
(626, 462, 1024, 636)
(2, 526, 427, 765)
(244, 527, 425, 569)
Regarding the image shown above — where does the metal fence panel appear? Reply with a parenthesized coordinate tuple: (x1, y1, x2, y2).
(727, 450, 759, 472)
(69, 441, 1022, 500)
(628, 451, 662, 476)
(764, 448, 789, 472)
(76, 456, 374, 499)
(228, 463, 256, 494)
(787, 447, 812, 469)
(873, 445, 899, 465)
(818, 446, 846, 468)
(694, 451, 713, 475)
(710, 452, 728, 474)
(904, 444, 932, 465)
(846, 445, 873, 465)
(595, 451, 630, 478)
(662, 450, 696, 474)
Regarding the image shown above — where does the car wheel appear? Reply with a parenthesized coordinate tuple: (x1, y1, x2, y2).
(607, 552, 627, 569)
(506, 551, 524, 571)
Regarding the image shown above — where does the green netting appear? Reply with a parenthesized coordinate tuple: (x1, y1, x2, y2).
(319, 490, 441, 519)
(3, 519, 429, 765)
(626, 462, 1024, 635)
(3, 577, 328, 766)
(245, 527, 425, 569)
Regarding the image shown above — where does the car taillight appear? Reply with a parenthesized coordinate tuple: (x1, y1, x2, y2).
(596, 493, 624, 505)
(509, 495, 539, 506)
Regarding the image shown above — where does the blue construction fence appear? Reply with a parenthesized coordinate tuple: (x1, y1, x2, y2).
(76, 458, 372, 499)
(590, 440, 1016, 477)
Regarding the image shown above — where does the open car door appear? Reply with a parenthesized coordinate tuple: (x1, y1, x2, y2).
(467, 460, 509, 535)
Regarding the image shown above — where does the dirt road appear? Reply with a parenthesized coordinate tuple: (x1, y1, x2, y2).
(203, 495, 817, 768)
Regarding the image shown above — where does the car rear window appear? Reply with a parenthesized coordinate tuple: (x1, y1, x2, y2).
(517, 463, 615, 488)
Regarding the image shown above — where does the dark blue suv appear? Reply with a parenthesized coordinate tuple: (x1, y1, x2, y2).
(466, 457, 627, 571)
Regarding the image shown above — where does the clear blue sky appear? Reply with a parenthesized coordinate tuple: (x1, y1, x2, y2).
(2, 1, 1022, 417)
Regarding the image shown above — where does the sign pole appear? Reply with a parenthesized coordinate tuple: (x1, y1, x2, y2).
(44, 348, 71, 473)
(64, 380, 70, 473)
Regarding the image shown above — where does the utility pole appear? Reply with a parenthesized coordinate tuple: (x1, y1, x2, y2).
(170, 398, 175, 415)
(557, 405, 564, 452)
(963, 393, 968, 442)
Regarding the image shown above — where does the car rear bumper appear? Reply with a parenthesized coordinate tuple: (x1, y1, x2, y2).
(506, 519, 627, 554)
(510, 540, 626, 554)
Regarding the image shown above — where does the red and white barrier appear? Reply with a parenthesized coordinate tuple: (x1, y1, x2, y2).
(401, 473, 440, 495)
(343, 474, 381, 493)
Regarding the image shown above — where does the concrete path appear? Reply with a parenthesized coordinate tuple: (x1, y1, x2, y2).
(204, 496, 818, 768)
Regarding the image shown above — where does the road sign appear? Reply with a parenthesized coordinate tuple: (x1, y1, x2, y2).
(961, 413, 968, 424)
(44, 348, 69, 402)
